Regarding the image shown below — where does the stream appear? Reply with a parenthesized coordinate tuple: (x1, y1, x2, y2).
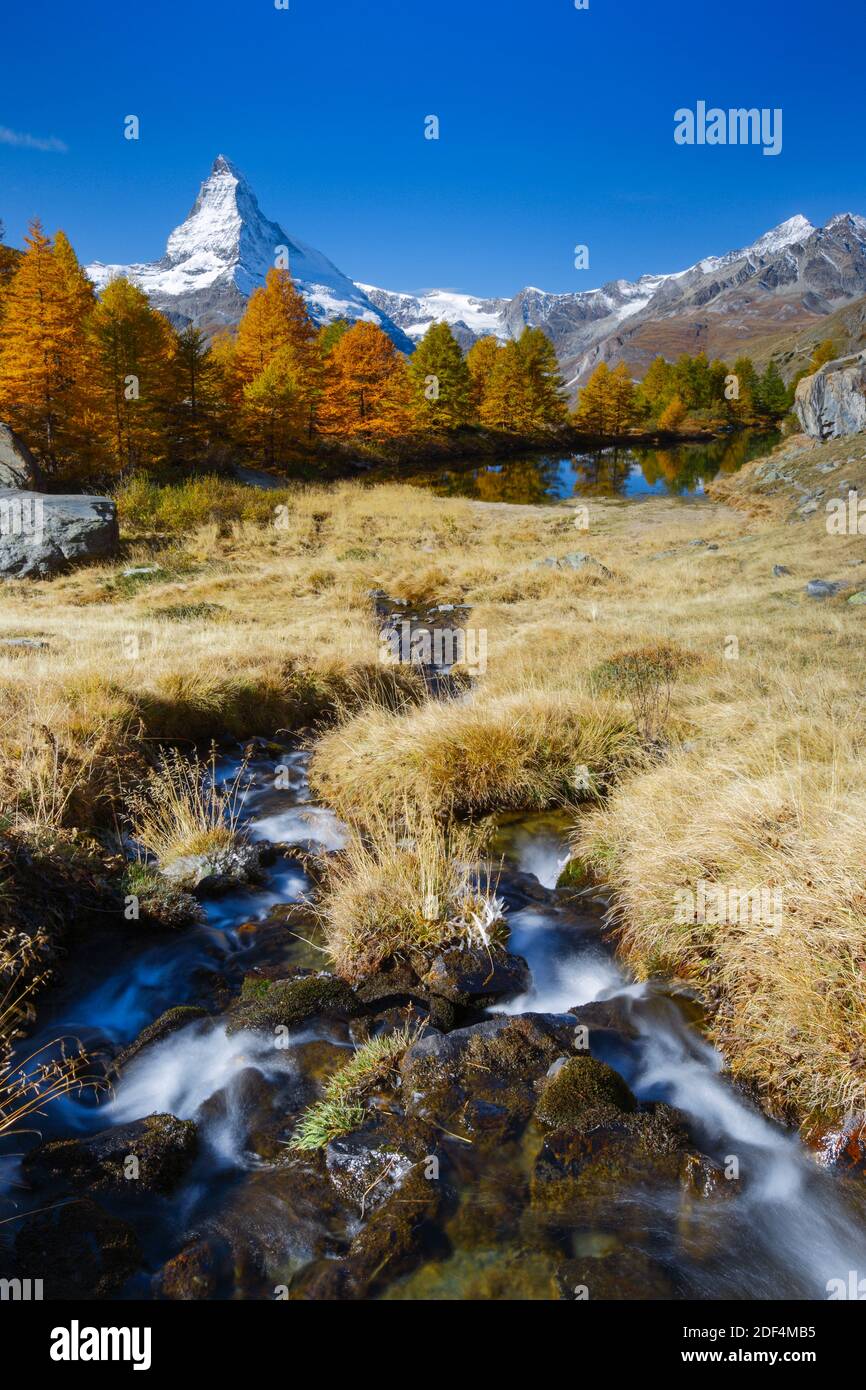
(3, 746, 866, 1300)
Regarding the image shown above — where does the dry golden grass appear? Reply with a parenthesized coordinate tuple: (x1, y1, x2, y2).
(316, 807, 506, 979)
(126, 744, 250, 867)
(2, 446, 866, 1126)
(310, 686, 639, 823)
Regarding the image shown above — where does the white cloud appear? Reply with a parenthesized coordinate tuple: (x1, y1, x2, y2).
(0, 126, 67, 153)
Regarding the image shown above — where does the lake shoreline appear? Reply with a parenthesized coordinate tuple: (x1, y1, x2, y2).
(222, 419, 786, 491)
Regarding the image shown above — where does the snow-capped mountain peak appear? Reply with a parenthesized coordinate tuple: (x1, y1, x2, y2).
(744, 213, 815, 259)
(86, 156, 412, 347)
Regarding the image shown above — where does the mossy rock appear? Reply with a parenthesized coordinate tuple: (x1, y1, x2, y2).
(531, 1103, 697, 1230)
(534, 1056, 635, 1129)
(24, 1114, 199, 1195)
(227, 971, 363, 1035)
(556, 1247, 677, 1300)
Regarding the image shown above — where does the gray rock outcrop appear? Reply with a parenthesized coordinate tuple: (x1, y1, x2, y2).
(0, 489, 119, 578)
(795, 352, 866, 438)
(0, 422, 42, 489)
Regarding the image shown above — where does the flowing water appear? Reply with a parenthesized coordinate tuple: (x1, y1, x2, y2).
(3, 745, 865, 1300)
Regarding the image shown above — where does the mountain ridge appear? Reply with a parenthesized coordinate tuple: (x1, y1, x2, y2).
(83, 157, 866, 395)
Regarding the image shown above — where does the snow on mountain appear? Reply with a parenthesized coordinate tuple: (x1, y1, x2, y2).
(86, 155, 412, 348)
(355, 284, 509, 345)
(84, 168, 866, 395)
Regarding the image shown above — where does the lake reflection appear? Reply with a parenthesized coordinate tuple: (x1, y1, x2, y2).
(405, 430, 780, 504)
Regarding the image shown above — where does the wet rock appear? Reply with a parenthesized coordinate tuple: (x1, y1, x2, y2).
(161, 839, 268, 896)
(556, 1247, 677, 1300)
(353, 957, 424, 1008)
(569, 996, 642, 1042)
(531, 1102, 696, 1228)
(420, 946, 531, 1007)
(154, 1239, 225, 1300)
(293, 1163, 444, 1300)
(23, 1113, 198, 1195)
(201, 1156, 352, 1296)
(534, 1055, 635, 1129)
(14, 1197, 141, 1299)
(677, 1152, 741, 1262)
(226, 970, 363, 1035)
(109, 1005, 209, 1076)
(400, 1012, 583, 1143)
(325, 1125, 416, 1214)
(195, 1065, 287, 1158)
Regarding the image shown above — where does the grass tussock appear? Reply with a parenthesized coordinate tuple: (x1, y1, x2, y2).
(310, 687, 639, 825)
(126, 744, 251, 867)
(290, 1022, 424, 1151)
(317, 808, 507, 979)
(577, 745, 866, 1128)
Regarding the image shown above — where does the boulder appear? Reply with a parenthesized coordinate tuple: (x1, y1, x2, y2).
(534, 1055, 636, 1129)
(420, 945, 531, 1007)
(0, 422, 41, 489)
(23, 1113, 199, 1194)
(805, 578, 849, 599)
(226, 970, 363, 1035)
(0, 489, 119, 578)
(795, 352, 866, 439)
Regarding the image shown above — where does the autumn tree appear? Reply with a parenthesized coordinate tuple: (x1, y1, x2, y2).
(466, 335, 501, 417)
(755, 359, 790, 415)
(635, 355, 675, 421)
(87, 276, 176, 476)
(478, 338, 527, 430)
(232, 268, 321, 460)
(730, 355, 759, 419)
(657, 394, 687, 431)
(408, 321, 473, 428)
(0, 220, 20, 298)
(572, 361, 612, 433)
(0, 221, 96, 472)
(516, 327, 568, 428)
(317, 317, 351, 358)
(167, 325, 225, 464)
(319, 321, 416, 439)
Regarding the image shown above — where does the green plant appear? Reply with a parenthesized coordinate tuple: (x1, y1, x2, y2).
(593, 642, 696, 744)
(289, 1023, 423, 1151)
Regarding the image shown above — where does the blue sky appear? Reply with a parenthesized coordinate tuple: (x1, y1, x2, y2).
(1, 0, 864, 297)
